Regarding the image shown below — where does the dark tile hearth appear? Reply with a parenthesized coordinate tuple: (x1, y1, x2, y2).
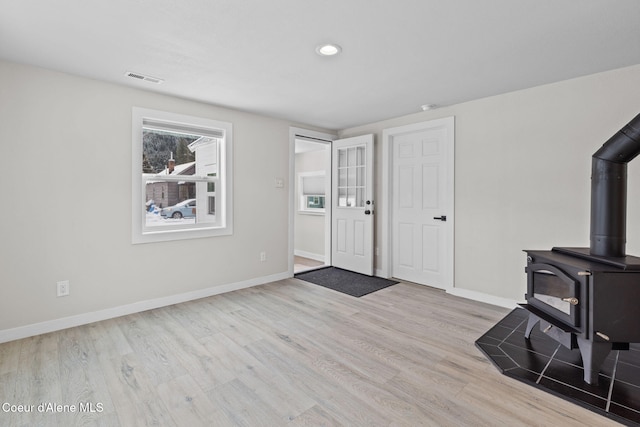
(476, 308, 640, 426)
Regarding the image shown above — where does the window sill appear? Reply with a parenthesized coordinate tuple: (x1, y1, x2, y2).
(133, 225, 233, 244)
(297, 210, 325, 216)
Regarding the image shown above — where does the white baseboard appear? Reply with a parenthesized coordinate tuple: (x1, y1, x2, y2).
(447, 287, 520, 309)
(0, 272, 290, 344)
(378, 272, 519, 309)
(294, 250, 325, 263)
(1, 273, 519, 344)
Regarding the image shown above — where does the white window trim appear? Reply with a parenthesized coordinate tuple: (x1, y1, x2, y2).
(132, 107, 233, 244)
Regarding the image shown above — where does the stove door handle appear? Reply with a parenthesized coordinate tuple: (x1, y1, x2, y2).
(562, 297, 579, 306)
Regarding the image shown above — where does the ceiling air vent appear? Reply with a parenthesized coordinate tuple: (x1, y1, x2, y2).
(125, 71, 164, 84)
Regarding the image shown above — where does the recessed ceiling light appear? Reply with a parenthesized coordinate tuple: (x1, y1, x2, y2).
(316, 43, 342, 56)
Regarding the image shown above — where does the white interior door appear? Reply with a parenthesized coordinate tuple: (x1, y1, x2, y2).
(331, 134, 374, 276)
(389, 118, 454, 289)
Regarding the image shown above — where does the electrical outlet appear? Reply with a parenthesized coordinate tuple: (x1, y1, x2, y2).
(260, 251, 267, 262)
(57, 280, 70, 297)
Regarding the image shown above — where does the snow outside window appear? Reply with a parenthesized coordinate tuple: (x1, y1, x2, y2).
(132, 108, 233, 243)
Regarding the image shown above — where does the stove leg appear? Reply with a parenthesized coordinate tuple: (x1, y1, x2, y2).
(524, 313, 540, 339)
(577, 337, 612, 385)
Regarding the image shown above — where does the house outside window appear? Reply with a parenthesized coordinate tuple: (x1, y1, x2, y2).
(132, 108, 233, 243)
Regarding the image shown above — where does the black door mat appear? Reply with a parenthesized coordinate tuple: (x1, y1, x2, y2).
(295, 266, 398, 297)
(476, 308, 640, 426)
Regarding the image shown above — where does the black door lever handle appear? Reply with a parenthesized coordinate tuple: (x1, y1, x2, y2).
(433, 215, 447, 221)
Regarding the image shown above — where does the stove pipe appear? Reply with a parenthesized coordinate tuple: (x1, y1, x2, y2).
(590, 113, 640, 257)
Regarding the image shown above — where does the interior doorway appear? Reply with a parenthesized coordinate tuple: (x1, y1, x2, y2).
(381, 117, 455, 289)
(289, 128, 334, 274)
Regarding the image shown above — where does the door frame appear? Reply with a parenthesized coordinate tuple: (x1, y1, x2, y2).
(380, 117, 455, 289)
(288, 127, 336, 276)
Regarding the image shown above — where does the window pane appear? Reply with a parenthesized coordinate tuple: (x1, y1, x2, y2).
(347, 188, 355, 207)
(306, 196, 325, 209)
(208, 196, 215, 215)
(338, 167, 347, 187)
(356, 188, 364, 207)
(338, 188, 347, 207)
(142, 128, 219, 229)
(338, 148, 347, 168)
(348, 147, 356, 167)
(144, 179, 217, 228)
(356, 165, 365, 187)
(348, 165, 356, 187)
(145, 192, 196, 227)
(143, 129, 198, 174)
(356, 146, 365, 166)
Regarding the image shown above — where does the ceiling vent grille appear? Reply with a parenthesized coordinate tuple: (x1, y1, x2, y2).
(125, 71, 164, 84)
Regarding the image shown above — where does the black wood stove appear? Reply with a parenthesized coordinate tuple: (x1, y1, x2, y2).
(522, 112, 640, 384)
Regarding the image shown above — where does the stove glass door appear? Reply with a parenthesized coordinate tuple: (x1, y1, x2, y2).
(527, 263, 580, 327)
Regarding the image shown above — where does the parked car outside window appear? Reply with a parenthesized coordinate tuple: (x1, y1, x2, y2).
(160, 199, 196, 219)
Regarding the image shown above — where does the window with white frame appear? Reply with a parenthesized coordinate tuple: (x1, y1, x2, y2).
(298, 171, 326, 214)
(132, 107, 233, 243)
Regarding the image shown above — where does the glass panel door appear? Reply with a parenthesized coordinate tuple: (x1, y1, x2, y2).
(337, 145, 366, 208)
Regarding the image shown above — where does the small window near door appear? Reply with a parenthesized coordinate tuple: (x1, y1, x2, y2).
(298, 171, 325, 214)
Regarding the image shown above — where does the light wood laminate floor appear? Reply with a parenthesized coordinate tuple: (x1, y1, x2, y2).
(0, 279, 621, 426)
(294, 256, 325, 274)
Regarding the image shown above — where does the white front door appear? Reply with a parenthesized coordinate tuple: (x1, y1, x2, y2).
(331, 134, 375, 276)
(387, 118, 454, 289)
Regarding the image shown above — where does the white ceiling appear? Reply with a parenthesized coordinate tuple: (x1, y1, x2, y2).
(1, 0, 639, 130)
